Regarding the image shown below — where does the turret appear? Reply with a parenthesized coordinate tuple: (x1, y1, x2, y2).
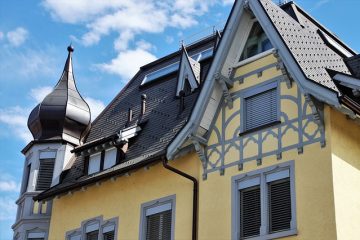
(13, 46, 91, 240)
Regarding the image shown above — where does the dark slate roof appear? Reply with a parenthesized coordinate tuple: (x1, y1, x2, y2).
(35, 35, 218, 200)
(27, 46, 91, 145)
(259, 0, 355, 93)
(345, 54, 360, 78)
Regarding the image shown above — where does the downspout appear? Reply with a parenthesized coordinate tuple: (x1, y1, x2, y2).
(162, 157, 198, 240)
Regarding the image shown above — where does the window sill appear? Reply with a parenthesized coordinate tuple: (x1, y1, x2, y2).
(239, 121, 281, 137)
(242, 229, 297, 240)
(233, 48, 275, 68)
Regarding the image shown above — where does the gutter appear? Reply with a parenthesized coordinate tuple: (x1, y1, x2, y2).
(162, 157, 198, 240)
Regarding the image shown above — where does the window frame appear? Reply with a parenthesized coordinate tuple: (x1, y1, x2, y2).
(87, 147, 121, 175)
(139, 194, 176, 240)
(233, 19, 275, 68)
(66, 216, 119, 240)
(240, 80, 280, 134)
(36, 156, 56, 191)
(141, 47, 214, 86)
(231, 161, 297, 240)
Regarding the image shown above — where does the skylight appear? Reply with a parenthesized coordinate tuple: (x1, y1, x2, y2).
(141, 47, 214, 85)
(318, 30, 353, 58)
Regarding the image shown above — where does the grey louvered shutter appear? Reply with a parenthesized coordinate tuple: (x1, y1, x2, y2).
(146, 210, 172, 240)
(245, 88, 277, 131)
(86, 230, 99, 240)
(36, 158, 55, 191)
(268, 178, 291, 233)
(239, 186, 261, 239)
(103, 231, 115, 240)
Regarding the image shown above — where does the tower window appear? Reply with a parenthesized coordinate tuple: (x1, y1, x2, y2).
(36, 158, 55, 191)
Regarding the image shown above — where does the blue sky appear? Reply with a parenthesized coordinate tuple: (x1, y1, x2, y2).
(0, 0, 359, 239)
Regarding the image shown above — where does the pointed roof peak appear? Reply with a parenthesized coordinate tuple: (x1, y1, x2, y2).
(27, 44, 91, 145)
(67, 44, 74, 53)
(63, 44, 74, 74)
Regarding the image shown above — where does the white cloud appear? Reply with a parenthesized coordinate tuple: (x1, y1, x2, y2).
(165, 36, 174, 44)
(0, 173, 20, 192)
(0, 197, 17, 221)
(42, 0, 231, 82)
(30, 86, 53, 103)
(222, 0, 234, 5)
(6, 27, 28, 47)
(96, 46, 157, 80)
(0, 180, 19, 192)
(0, 47, 57, 80)
(0, 31, 4, 40)
(84, 97, 106, 120)
(0, 106, 32, 143)
(312, 0, 330, 10)
(42, 0, 223, 49)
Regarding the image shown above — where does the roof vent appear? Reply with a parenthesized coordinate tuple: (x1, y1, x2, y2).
(127, 108, 133, 125)
(141, 94, 147, 116)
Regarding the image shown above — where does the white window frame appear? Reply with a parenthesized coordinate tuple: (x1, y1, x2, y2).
(139, 195, 176, 240)
(88, 152, 102, 175)
(231, 161, 297, 240)
(103, 148, 117, 170)
(240, 80, 280, 134)
(141, 47, 214, 86)
(233, 19, 275, 68)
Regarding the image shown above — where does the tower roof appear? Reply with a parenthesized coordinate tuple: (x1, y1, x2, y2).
(27, 45, 91, 145)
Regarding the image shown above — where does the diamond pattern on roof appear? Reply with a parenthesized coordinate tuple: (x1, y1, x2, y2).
(259, 0, 351, 92)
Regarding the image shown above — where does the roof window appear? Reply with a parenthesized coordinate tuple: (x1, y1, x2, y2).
(141, 47, 213, 85)
(318, 29, 353, 58)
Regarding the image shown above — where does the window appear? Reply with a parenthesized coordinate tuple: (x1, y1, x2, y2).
(22, 163, 31, 193)
(140, 195, 175, 240)
(66, 216, 118, 240)
(239, 21, 273, 61)
(88, 148, 118, 175)
(27, 231, 46, 240)
(141, 48, 214, 85)
(241, 81, 279, 133)
(103, 224, 116, 240)
(104, 148, 117, 170)
(36, 158, 55, 191)
(88, 152, 101, 174)
(86, 230, 98, 240)
(232, 161, 296, 240)
(85, 221, 99, 240)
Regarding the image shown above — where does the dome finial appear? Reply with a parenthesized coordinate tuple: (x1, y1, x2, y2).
(67, 44, 74, 53)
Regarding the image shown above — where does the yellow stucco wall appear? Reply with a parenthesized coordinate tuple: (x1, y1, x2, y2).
(48, 53, 360, 240)
(49, 153, 200, 240)
(201, 54, 338, 239)
(330, 108, 360, 240)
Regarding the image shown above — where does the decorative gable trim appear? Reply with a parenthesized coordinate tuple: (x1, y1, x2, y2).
(176, 46, 200, 96)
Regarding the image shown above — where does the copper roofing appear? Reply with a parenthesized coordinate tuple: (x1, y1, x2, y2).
(27, 46, 91, 145)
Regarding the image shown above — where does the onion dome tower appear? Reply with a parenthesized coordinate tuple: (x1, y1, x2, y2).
(27, 45, 91, 145)
(13, 46, 91, 240)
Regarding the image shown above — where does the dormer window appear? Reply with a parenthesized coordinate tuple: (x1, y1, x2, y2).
(103, 148, 117, 170)
(87, 148, 118, 175)
(141, 47, 213, 86)
(239, 21, 273, 62)
(88, 152, 101, 175)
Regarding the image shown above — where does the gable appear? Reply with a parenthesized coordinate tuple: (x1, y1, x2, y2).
(205, 52, 325, 177)
(167, 0, 358, 161)
(176, 47, 200, 96)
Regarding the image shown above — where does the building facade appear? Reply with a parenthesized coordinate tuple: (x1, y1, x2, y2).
(14, 0, 360, 240)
